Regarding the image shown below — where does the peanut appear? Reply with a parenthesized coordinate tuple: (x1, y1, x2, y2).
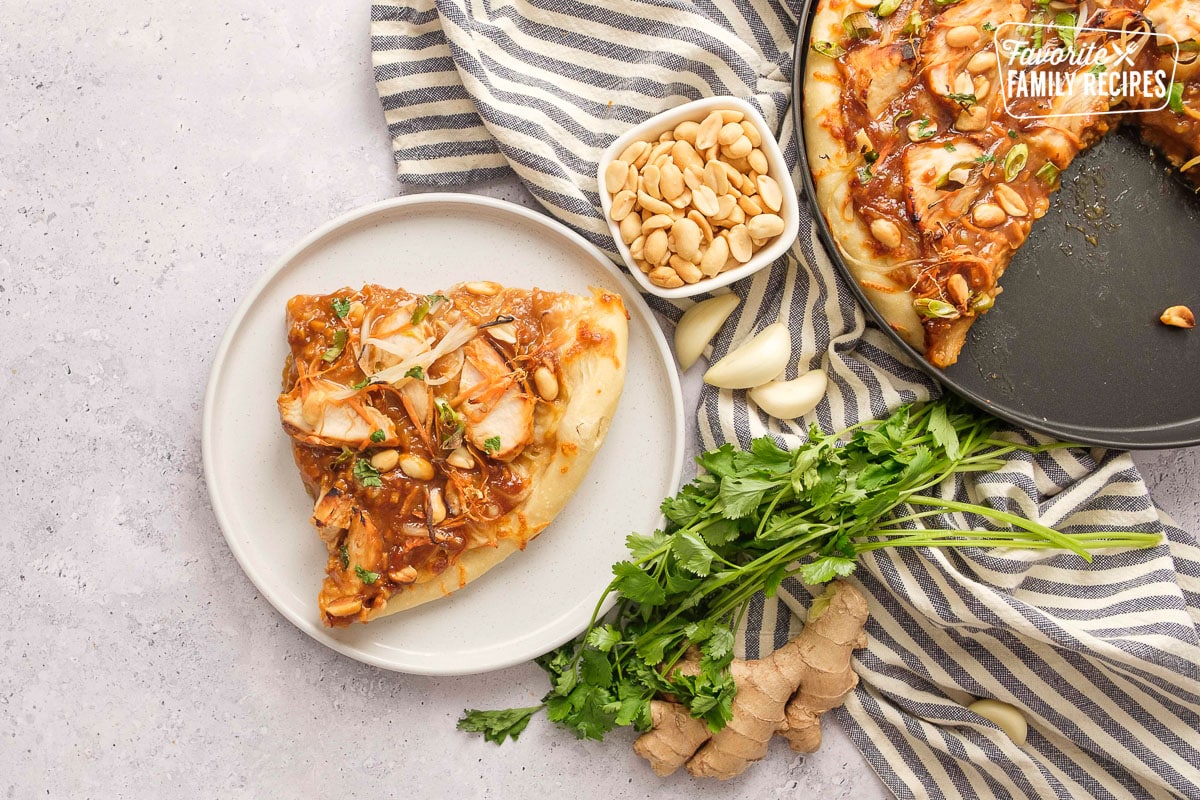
(603, 107, 790, 290)
(945, 25, 981, 48)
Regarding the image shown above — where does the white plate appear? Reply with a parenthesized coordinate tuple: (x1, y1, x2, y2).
(202, 194, 684, 675)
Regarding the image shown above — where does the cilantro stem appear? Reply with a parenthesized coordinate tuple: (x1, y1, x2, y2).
(904, 495, 1092, 558)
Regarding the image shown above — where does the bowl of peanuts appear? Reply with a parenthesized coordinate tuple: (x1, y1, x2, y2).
(597, 95, 799, 299)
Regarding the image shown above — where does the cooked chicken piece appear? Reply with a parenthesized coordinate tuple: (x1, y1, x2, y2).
(903, 140, 986, 237)
(278, 376, 398, 448)
(458, 338, 534, 462)
(311, 486, 353, 545)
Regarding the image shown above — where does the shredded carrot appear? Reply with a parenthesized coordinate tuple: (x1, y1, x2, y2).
(400, 393, 436, 453)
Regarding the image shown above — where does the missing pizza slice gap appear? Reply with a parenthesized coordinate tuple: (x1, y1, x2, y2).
(804, 0, 1200, 368)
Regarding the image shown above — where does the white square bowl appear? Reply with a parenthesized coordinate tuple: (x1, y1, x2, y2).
(596, 95, 800, 300)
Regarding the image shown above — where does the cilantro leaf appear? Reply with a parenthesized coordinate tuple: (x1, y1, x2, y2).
(457, 706, 543, 744)
(320, 329, 348, 362)
(405, 365, 425, 381)
(927, 403, 961, 460)
(369, 429, 385, 443)
(719, 475, 780, 519)
(338, 544, 349, 570)
(625, 530, 669, 562)
(352, 458, 383, 488)
(585, 625, 622, 652)
(331, 297, 351, 319)
(672, 531, 716, 576)
(611, 562, 666, 606)
(354, 565, 380, 584)
(484, 436, 502, 454)
(579, 648, 613, 686)
(799, 556, 858, 584)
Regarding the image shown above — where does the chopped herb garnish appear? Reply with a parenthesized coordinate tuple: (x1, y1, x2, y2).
(874, 0, 902, 18)
(370, 429, 386, 443)
(352, 377, 372, 390)
(902, 11, 924, 35)
(1004, 143, 1028, 181)
(982, 21, 996, 31)
(811, 40, 847, 59)
(353, 458, 383, 488)
(484, 436, 502, 454)
(1035, 161, 1060, 185)
(405, 365, 426, 381)
(911, 117, 936, 140)
(974, 154, 996, 164)
(355, 565, 380, 585)
(321, 329, 348, 363)
(411, 294, 448, 325)
(946, 92, 977, 108)
(436, 398, 466, 450)
(1055, 12, 1077, 51)
(333, 447, 355, 467)
(1089, 62, 1107, 77)
(914, 297, 961, 319)
(1008, 129, 1019, 139)
(856, 165, 873, 183)
(944, 143, 957, 152)
(331, 297, 352, 319)
(339, 544, 350, 570)
(864, 149, 880, 164)
(842, 11, 876, 40)
(1169, 81, 1185, 114)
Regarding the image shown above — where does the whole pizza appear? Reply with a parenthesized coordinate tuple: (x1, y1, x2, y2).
(804, 0, 1200, 367)
(277, 282, 628, 626)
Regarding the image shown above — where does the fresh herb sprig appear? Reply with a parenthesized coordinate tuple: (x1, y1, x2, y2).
(459, 399, 1159, 744)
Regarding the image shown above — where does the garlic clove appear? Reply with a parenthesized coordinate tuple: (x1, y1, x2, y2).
(747, 369, 828, 419)
(703, 322, 790, 389)
(968, 699, 1028, 746)
(674, 293, 741, 370)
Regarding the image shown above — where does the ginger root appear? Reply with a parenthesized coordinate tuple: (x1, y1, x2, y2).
(632, 580, 869, 780)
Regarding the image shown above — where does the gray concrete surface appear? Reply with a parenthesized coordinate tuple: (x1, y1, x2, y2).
(3, 2, 1196, 797)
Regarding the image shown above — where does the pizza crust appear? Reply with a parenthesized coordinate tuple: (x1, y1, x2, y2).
(803, 0, 926, 350)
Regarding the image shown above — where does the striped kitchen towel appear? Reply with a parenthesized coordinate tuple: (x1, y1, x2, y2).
(370, 1, 1200, 797)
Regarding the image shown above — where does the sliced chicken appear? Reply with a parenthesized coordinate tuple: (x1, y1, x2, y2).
(903, 140, 986, 237)
(457, 338, 534, 462)
(278, 377, 398, 448)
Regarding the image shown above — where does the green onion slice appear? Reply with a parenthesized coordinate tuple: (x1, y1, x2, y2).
(843, 11, 877, 40)
(1168, 81, 1185, 114)
(914, 298, 961, 319)
(1035, 161, 1059, 185)
(1004, 143, 1028, 182)
(811, 40, 847, 58)
(874, 0, 902, 17)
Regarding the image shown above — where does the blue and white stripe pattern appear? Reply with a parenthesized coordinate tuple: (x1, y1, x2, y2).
(371, 2, 1200, 796)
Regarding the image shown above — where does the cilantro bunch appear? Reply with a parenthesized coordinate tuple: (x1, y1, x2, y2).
(459, 399, 1159, 744)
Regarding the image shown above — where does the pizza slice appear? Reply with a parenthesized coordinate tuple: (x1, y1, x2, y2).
(804, 0, 1150, 367)
(277, 282, 628, 626)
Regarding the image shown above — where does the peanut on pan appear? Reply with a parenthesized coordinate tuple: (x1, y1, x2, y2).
(605, 107, 787, 289)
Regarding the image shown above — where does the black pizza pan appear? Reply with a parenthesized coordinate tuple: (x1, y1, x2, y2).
(791, 0, 1200, 448)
